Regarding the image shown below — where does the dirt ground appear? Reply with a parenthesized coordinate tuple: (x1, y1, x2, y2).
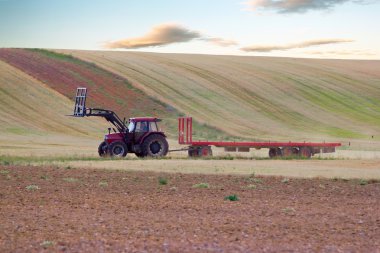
(1, 165, 379, 252)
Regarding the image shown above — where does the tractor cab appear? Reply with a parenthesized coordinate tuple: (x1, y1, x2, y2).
(127, 117, 162, 143)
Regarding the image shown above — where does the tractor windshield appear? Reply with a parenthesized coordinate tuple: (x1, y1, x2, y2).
(127, 121, 135, 133)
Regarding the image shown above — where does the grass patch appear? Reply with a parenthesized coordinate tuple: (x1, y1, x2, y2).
(281, 178, 290, 184)
(0, 170, 10, 174)
(158, 177, 168, 185)
(26, 185, 40, 191)
(282, 207, 296, 214)
(251, 178, 262, 184)
(224, 194, 239, 201)
(63, 177, 79, 183)
(193, 183, 209, 188)
(246, 184, 257, 189)
(99, 181, 108, 187)
(40, 175, 49, 180)
(359, 179, 368, 186)
(40, 240, 54, 248)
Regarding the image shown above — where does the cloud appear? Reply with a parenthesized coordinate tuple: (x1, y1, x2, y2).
(105, 23, 201, 49)
(202, 37, 239, 47)
(105, 23, 238, 49)
(241, 39, 354, 52)
(245, 0, 374, 13)
(307, 50, 375, 56)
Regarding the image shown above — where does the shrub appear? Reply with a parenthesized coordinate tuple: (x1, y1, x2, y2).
(247, 184, 257, 189)
(158, 177, 168, 185)
(359, 179, 368, 186)
(224, 194, 239, 201)
(283, 207, 295, 213)
(40, 240, 54, 248)
(63, 178, 79, 183)
(26, 185, 40, 191)
(281, 178, 290, 184)
(252, 178, 262, 184)
(193, 183, 209, 188)
(99, 181, 108, 187)
(0, 170, 9, 174)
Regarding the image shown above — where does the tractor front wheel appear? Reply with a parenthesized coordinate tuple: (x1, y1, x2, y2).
(108, 141, 128, 158)
(98, 141, 108, 157)
(142, 134, 168, 157)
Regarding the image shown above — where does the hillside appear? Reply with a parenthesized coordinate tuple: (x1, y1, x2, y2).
(1, 48, 379, 154)
(0, 59, 111, 156)
(0, 49, 224, 141)
(58, 50, 380, 144)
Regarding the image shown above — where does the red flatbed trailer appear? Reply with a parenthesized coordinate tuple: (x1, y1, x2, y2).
(178, 117, 341, 158)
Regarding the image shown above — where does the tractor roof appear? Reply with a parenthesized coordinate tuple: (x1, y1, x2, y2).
(130, 117, 161, 122)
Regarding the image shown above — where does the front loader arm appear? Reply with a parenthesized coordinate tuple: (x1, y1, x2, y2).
(84, 108, 127, 133)
(71, 87, 127, 133)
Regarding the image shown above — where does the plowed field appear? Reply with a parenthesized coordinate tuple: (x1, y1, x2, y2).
(1, 166, 379, 252)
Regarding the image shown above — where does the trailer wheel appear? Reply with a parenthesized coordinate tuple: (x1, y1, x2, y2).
(201, 146, 213, 157)
(108, 141, 128, 158)
(188, 147, 197, 157)
(98, 141, 108, 157)
(269, 148, 277, 158)
(282, 147, 293, 157)
(299, 147, 312, 158)
(269, 148, 282, 158)
(292, 147, 299, 155)
(142, 134, 168, 157)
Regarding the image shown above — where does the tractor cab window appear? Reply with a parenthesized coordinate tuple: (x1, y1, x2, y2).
(128, 121, 135, 133)
(149, 122, 158, 132)
(135, 121, 149, 132)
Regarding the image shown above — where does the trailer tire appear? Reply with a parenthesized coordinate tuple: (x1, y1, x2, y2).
(282, 147, 293, 157)
(98, 141, 108, 157)
(142, 134, 168, 157)
(269, 148, 277, 158)
(299, 147, 312, 158)
(201, 146, 213, 157)
(269, 148, 283, 158)
(108, 141, 128, 158)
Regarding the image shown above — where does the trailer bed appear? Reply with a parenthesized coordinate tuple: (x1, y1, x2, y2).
(178, 117, 341, 158)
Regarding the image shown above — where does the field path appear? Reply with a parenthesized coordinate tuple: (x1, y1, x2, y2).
(53, 159, 380, 179)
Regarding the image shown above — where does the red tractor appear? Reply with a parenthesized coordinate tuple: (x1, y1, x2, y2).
(72, 88, 168, 158)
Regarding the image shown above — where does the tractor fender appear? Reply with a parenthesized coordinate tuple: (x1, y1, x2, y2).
(138, 132, 166, 145)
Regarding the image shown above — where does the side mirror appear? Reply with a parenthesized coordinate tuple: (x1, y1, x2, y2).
(108, 128, 111, 134)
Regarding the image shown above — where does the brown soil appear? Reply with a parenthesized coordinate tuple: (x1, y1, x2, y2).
(0, 166, 379, 252)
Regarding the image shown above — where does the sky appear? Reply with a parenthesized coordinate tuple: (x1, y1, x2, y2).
(0, 0, 379, 59)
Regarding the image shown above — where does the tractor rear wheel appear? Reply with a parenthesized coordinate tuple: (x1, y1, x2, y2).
(98, 141, 108, 157)
(108, 141, 128, 158)
(141, 134, 168, 157)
